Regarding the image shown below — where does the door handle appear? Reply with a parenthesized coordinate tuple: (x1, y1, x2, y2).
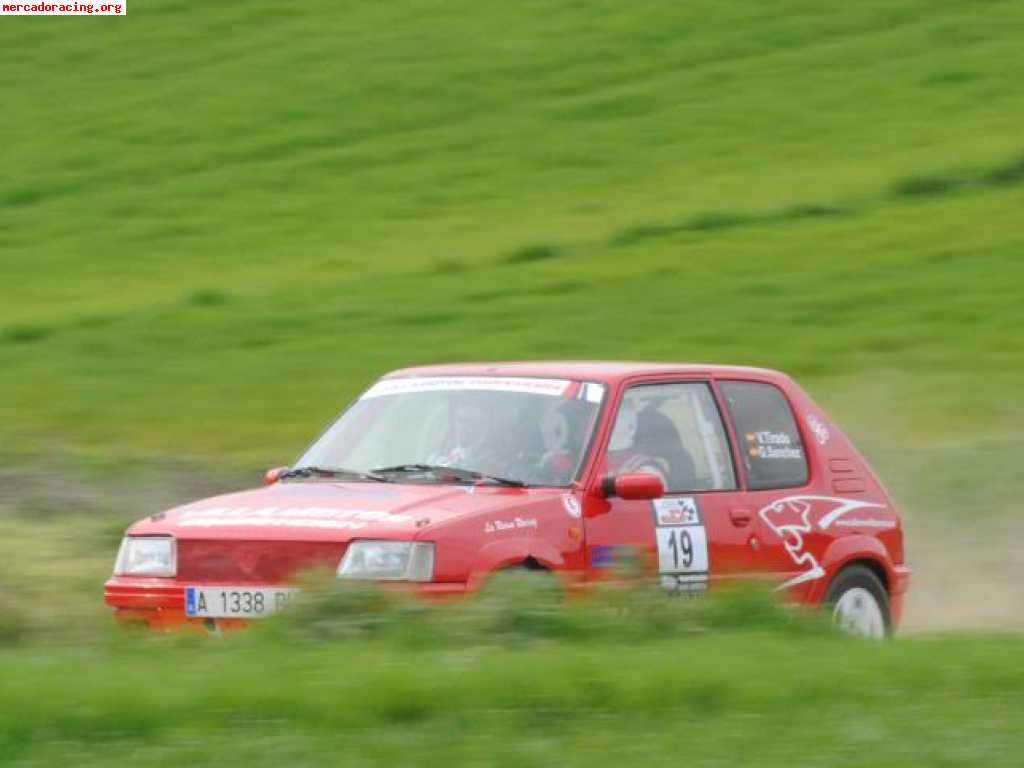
(729, 508, 752, 527)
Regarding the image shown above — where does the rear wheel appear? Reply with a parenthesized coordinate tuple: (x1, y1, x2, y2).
(824, 565, 891, 639)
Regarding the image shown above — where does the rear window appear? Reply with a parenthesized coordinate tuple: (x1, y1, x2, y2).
(719, 381, 809, 490)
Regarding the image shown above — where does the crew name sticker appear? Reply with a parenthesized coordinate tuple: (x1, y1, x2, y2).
(652, 497, 709, 593)
(744, 430, 804, 460)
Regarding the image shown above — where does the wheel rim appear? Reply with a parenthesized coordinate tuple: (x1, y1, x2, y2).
(832, 587, 885, 639)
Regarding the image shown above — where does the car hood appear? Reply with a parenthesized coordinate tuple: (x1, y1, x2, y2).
(128, 480, 563, 541)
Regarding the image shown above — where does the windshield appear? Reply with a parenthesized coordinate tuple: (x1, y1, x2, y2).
(295, 376, 606, 487)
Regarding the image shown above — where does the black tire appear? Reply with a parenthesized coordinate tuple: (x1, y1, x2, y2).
(824, 564, 892, 639)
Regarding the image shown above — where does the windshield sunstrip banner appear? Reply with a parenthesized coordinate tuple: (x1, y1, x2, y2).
(362, 377, 603, 401)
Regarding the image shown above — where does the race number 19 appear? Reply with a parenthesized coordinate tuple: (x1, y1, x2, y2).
(655, 524, 708, 575)
(665, 528, 693, 569)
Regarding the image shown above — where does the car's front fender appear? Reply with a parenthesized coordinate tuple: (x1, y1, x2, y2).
(467, 537, 565, 589)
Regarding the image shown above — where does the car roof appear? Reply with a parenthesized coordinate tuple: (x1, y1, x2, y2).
(383, 361, 793, 387)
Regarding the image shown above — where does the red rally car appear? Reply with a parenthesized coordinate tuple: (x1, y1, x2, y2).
(105, 362, 910, 637)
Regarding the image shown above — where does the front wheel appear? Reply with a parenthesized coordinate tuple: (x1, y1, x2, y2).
(824, 565, 891, 639)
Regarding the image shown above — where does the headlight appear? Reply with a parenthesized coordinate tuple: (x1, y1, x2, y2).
(337, 541, 434, 581)
(114, 536, 176, 577)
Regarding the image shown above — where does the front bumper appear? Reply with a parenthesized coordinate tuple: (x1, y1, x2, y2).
(105, 576, 187, 610)
(104, 576, 470, 631)
(105, 576, 254, 632)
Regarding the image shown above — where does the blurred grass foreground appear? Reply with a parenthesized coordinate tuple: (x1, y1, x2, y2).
(1, 578, 1024, 767)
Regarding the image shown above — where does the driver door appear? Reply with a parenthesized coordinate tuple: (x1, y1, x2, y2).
(583, 380, 756, 592)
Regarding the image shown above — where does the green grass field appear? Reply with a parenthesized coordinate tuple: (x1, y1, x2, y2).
(2, 1, 1023, 764)
(3, 579, 1024, 767)
(3, 583, 1024, 768)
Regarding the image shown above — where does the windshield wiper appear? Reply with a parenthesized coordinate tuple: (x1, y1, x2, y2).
(282, 466, 389, 483)
(370, 464, 526, 487)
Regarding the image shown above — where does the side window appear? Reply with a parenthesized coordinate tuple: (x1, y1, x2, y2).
(605, 382, 736, 492)
(719, 381, 809, 490)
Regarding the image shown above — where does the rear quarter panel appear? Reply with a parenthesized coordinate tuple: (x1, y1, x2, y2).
(772, 376, 906, 602)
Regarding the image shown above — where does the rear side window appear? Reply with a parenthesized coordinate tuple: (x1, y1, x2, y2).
(719, 381, 809, 490)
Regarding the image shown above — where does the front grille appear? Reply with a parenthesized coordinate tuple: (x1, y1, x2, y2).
(177, 540, 347, 583)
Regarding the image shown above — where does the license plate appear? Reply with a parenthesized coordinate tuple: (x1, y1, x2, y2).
(185, 586, 299, 618)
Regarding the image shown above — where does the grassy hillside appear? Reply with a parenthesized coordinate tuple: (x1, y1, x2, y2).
(1, 0, 1022, 465)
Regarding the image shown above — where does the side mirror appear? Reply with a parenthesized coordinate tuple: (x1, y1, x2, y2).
(264, 466, 289, 486)
(600, 472, 664, 501)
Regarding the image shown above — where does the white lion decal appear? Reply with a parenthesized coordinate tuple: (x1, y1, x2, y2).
(758, 496, 886, 590)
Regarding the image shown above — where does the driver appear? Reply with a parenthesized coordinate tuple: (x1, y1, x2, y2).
(430, 399, 494, 470)
(605, 399, 669, 487)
